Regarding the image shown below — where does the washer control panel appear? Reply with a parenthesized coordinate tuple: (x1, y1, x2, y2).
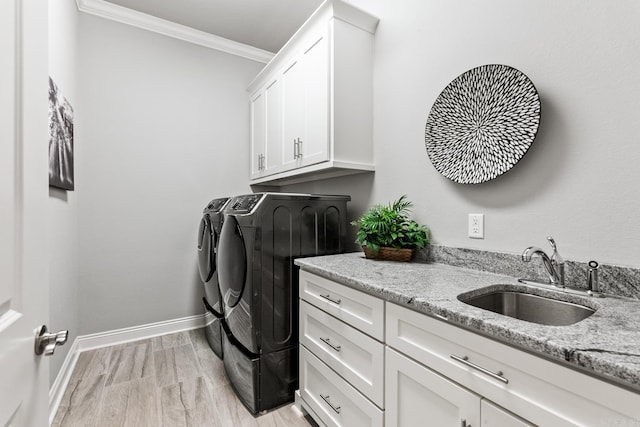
(205, 197, 230, 213)
(229, 194, 265, 213)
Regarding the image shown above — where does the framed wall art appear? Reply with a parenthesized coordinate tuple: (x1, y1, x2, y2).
(48, 76, 74, 191)
(425, 64, 541, 184)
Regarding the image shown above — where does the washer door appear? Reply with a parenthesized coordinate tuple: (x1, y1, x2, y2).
(218, 215, 247, 308)
(197, 214, 214, 282)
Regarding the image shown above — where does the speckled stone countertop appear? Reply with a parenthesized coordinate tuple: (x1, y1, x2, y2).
(295, 252, 640, 393)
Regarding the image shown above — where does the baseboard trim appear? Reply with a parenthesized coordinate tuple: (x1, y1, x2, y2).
(76, 313, 208, 352)
(49, 312, 209, 423)
(204, 309, 215, 326)
(48, 337, 80, 425)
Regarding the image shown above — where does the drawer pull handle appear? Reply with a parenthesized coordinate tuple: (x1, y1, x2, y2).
(320, 393, 341, 414)
(450, 354, 509, 384)
(319, 337, 341, 352)
(319, 294, 341, 305)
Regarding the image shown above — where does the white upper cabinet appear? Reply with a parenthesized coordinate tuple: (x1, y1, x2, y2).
(250, 78, 282, 179)
(281, 56, 306, 170)
(247, 0, 378, 185)
(250, 91, 265, 178)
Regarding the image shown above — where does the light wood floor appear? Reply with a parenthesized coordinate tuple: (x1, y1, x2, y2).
(52, 328, 317, 427)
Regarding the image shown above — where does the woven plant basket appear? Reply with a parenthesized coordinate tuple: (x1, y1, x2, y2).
(363, 246, 414, 262)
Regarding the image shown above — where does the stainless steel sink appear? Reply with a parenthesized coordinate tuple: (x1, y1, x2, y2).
(458, 290, 596, 326)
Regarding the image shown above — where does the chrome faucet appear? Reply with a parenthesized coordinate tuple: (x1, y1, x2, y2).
(522, 236, 565, 287)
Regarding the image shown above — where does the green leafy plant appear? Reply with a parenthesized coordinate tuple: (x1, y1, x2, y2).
(351, 195, 430, 255)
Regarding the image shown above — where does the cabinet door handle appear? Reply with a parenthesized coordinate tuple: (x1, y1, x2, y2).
(461, 419, 471, 427)
(319, 337, 341, 352)
(320, 394, 341, 414)
(293, 138, 298, 159)
(297, 137, 303, 158)
(319, 294, 341, 305)
(450, 354, 509, 384)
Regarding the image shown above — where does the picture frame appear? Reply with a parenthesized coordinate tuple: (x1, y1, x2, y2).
(48, 76, 74, 191)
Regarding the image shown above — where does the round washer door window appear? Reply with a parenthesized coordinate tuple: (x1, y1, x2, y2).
(217, 215, 247, 308)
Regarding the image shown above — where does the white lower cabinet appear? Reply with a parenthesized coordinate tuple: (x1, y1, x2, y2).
(386, 346, 481, 427)
(481, 400, 535, 427)
(299, 270, 384, 341)
(300, 300, 384, 407)
(386, 302, 639, 426)
(386, 346, 534, 427)
(298, 271, 385, 427)
(298, 272, 640, 427)
(300, 346, 383, 427)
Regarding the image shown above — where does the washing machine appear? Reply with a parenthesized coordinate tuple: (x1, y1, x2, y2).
(197, 197, 230, 358)
(217, 192, 350, 413)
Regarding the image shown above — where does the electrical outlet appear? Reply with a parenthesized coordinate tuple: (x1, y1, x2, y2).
(468, 214, 484, 239)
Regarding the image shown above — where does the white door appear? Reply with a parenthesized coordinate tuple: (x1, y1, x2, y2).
(386, 347, 481, 427)
(0, 1, 51, 426)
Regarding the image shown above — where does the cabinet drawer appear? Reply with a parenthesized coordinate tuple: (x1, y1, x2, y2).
(386, 302, 639, 426)
(300, 270, 384, 340)
(300, 300, 384, 407)
(300, 346, 384, 427)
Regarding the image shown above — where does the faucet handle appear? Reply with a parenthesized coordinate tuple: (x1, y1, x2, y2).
(546, 236, 565, 287)
(546, 236, 564, 262)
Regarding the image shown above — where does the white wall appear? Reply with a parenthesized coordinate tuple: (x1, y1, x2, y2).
(75, 14, 262, 334)
(48, 0, 640, 373)
(286, 0, 640, 268)
(48, 0, 80, 384)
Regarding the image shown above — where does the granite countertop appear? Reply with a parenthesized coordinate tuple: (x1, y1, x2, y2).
(295, 252, 640, 393)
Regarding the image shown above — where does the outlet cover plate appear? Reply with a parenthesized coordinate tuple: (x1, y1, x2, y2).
(468, 214, 484, 239)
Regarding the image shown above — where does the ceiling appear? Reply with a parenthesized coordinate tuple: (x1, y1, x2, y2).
(104, 0, 325, 53)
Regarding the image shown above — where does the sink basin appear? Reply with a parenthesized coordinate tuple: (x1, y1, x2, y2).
(458, 290, 596, 326)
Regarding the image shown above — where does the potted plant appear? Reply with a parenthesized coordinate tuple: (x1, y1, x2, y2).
(351, 195, 430, 262)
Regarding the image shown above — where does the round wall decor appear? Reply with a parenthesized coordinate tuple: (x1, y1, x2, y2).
(424, 64, 541, 184)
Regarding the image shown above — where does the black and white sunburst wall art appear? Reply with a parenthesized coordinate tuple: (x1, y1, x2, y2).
(424, 64, 541, 184)
(48, 76, 75, 191)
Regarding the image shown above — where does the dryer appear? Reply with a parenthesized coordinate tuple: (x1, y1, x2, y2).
(197, 197, 229, 358)
(217, 192, 350, 413)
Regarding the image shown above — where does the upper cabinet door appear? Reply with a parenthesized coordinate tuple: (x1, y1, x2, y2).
(264, 78, 283, 175)
(250, 91, 265, 179)
(299, 32, 329, 167)
(282, 57, 305, 169)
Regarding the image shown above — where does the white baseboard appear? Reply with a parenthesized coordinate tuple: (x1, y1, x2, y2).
(49, 312, 209, 423)
(76, 313, 208, 352)
(204, 309, 215, 326)
(48, 337, 80, 424)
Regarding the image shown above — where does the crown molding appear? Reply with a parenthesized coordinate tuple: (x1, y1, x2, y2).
(75, 0, 275, 63)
